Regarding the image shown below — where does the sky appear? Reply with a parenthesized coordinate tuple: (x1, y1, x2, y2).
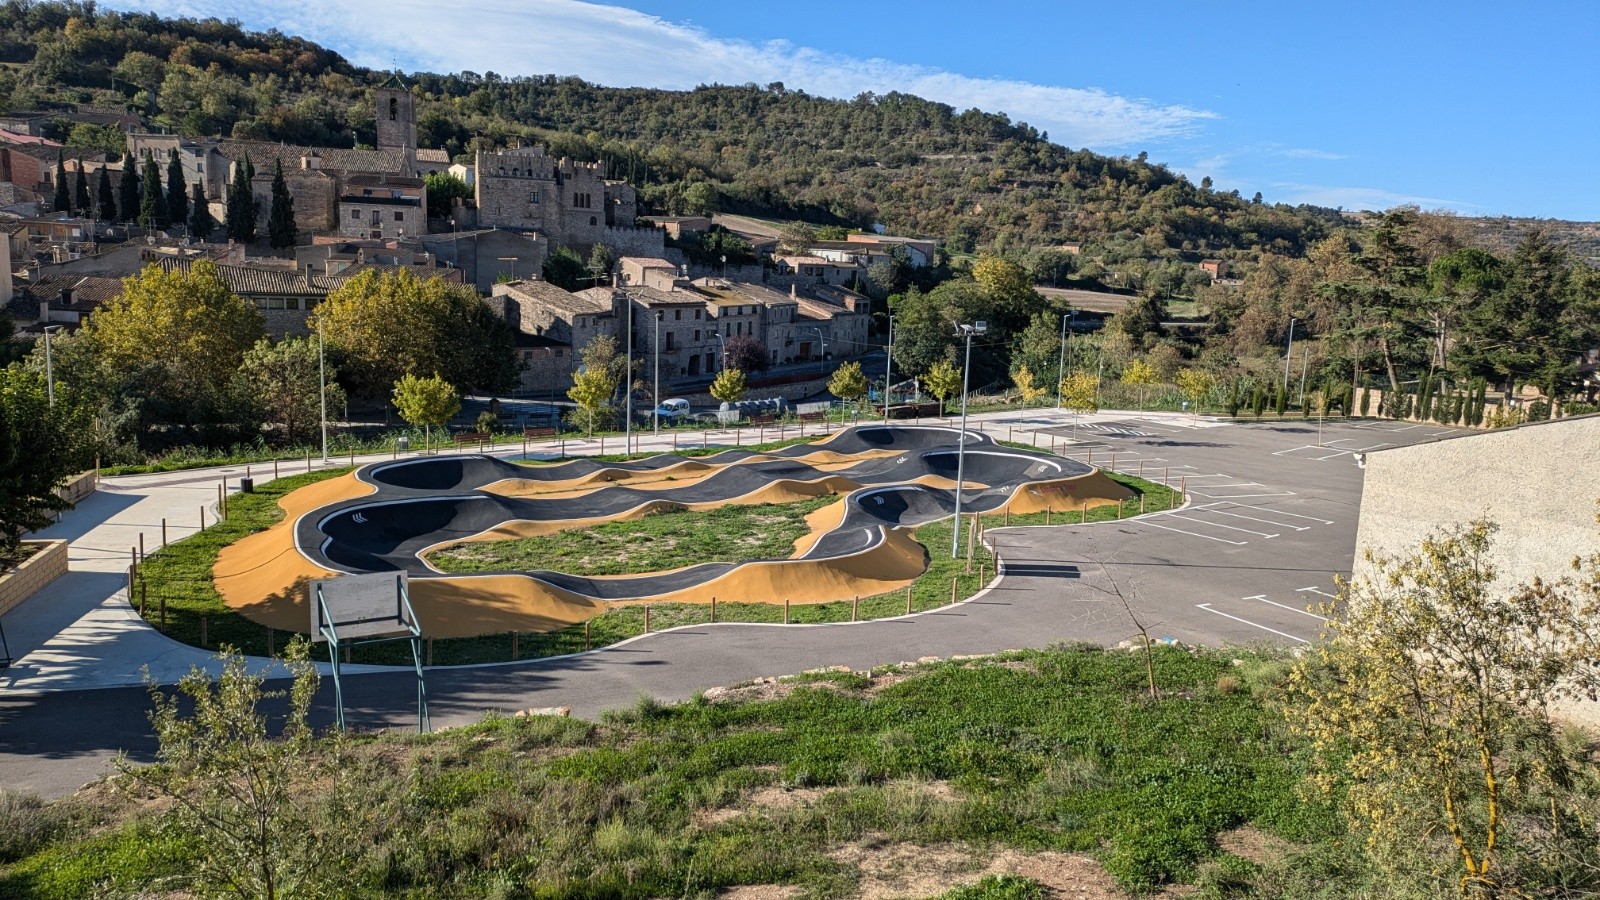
(101, 0, 1599, 220)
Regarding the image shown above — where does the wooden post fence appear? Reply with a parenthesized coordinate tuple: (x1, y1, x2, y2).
(905, 584, 913, 614)
(852, 594, 859, 621)
(783, 596, 790, 624)
(161, 518, 167, 548)
(710, 595, 717, 623)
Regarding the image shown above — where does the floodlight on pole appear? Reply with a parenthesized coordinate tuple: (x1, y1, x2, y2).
(950, 320, 986, 559)
(653, 311, 662, 435)
(42, 324, 63, 407)
(883, 314, 894, 421)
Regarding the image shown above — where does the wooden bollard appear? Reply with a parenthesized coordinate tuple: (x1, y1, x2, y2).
(1179, 476, 1186, 503)
(1046, 506, 1052, 525)
(1081, 501, 1088, 524)
(906, 584, 913, 614)
(130, 547, 138, 579)
(735, 427, 741, 446)
(1118, 501, 1124, 520)
(710, 595, 717, 623)
(217, 483, 225, 520)
(1138, 458, 1146, 477)
(852, 594, 859, 621)
(951, 577, 958, 605)
(600, 435, 606, 454)
(1004, 508, 1010, 526)
(644, 605, 651, 633)
(1140, 494, 1146, 514)
(273, 459, 279, 480)
(1087, 449, 1093, 466)
(349, 450, 355, 468)
(139, 532, 145, 563)
(783, 597, 790, 624)
(511, 631, 519, 660)
(161, 517, 167, 548)
(306, 450, 312, 471)
(759, 425, 766, 443)
(584, 620, 591, 650)
(200, 506, 206, 531)
(1164, 466, 1170, 487)
(702, 432, 708, 449)
(1110, 453, 1117, 471)
(673, 433, 679, 452)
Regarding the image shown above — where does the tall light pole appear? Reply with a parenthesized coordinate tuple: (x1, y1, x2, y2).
(42, 324, 63, 406)
(1282, 315, 1297, 399)
(950, 320, 986, 559)
(653, 311, 662, 434)
(806, 327, 827, 371)
(623, 294, 634, 453)
(1055, 312, 1068, 409)
(713, 332, 727, 371)
(317, 318, 329, 463)
(883, 314, 894, 421)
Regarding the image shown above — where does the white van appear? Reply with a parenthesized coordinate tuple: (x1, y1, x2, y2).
(655, 398, 691, 420)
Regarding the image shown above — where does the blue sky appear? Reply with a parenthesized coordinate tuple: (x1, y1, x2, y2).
(104, 1, 1598, 219)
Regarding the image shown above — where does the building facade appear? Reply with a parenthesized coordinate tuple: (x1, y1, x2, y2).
(337, 174, 425, 239)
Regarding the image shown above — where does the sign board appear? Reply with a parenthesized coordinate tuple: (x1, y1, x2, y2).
(310, 571, 415, 642)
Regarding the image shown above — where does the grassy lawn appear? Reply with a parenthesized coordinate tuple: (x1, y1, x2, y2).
(428, 495, 839, 575)
(0, 645, 1340, 898)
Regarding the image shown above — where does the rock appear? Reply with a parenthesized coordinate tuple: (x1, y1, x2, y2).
(916, 655, 942, 664)
(513, 706, 570, 718)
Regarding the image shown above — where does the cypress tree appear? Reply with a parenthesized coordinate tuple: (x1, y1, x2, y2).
(73, 165, 89, 213)
(139, 151, 167, 228)
(166, 149, 187, 232)
(224, 155, 258, 243)
(189, 182, 215, 241)
(1273, 381, 1287, 417)
(96, 164, 114, 220)
(267, 158, 296, 250)
(1360, 387, 1371, 416)
(1251, 383, 1267, 418)
(52, 154, 70, 213)
(116, 159, 140, 223)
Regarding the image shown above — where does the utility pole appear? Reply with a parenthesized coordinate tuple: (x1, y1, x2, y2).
(1055, 312, 1067, 409)
(883, 314, 894, 421)
(653, 311, 662, 434)
(1282, 315, 1297, 400)
(318, 320, 328, 463)
(1298, 344, 1310, 408)
(623, 293, 633, 452)
(42, 325, 62, 406)
(951, 321, 986, 559)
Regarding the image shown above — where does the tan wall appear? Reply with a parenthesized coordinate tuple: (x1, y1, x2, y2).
(0, 540, 68, 616)
(1353, 416, 1600, 592)
(54, 471, 96, 505)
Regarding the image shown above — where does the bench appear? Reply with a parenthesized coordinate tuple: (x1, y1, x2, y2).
(797, 411, 826, 423)
(749, 414, 777, 426)
(522, 426, 558, 439)
(453, 431, 491, 446)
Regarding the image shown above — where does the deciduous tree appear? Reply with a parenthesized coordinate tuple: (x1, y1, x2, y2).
(1011, 364, 1046, 405)
(828, 360, 869, 405)
(1120, 358, 1158, 409)
(236, 338, 345, 446)
(0, 368, 81, 568)
(1176, 368, 1215, 413)
(710, 367, 748, 405)
(924, 359, 961, 411)
(392, 372, 459, 452)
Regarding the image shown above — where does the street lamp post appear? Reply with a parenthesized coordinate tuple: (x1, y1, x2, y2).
(713, 332, 727, 371)
(624, 295, 634, 453)
(317, 318, 329, 463)
(1055, 312, 1068, 409)
(1282, 316, 1297, 400)
(950, 321, 986, 559)
(42, 325, 63, 406)
(882, 314, 894, 421)
(653, 311, 662, 434)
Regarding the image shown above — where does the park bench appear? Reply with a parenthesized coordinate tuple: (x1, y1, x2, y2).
(749, 414, 777, 426)
(522, 426, 559, 439)
(797, 411, 826, 423)
(453, 431, 491, 448)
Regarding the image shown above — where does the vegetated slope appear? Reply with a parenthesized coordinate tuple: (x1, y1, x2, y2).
(1465, 216, 1600, 263)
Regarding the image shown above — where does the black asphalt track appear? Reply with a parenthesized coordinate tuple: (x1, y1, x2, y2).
(295, 426, 1086, 601)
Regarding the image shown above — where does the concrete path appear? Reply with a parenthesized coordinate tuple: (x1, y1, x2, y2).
(0, 410, 1455, 798)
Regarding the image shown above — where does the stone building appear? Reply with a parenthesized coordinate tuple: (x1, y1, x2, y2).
(419, 228, 548, 293)
(337, 174, 425, 239)
(490, 278, 614, 393)
(473, 145, 659, 254)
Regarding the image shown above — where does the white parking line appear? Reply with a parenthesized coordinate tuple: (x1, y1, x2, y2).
(1243, 507, 1334, 525)
(1297, 586, 1338, 598)
(1191, 488, 1296, 499)
(1353, 443, 1394, 452)
(1202, 507, 1311, 531)
(1246, 594, 1327, 621)
(1166, 514, 1278, 538)
(1196, 604, 1310, 643)
(1137, 519, 1247, 545)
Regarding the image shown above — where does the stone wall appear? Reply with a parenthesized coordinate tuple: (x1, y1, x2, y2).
(0, 539, 67, 616)
(1353, 415, 1600, 592)
(53, 471, 96, 505)
(252, 172, 337, 235)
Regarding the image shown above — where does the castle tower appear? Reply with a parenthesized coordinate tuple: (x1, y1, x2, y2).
(374, 73, 417, 175)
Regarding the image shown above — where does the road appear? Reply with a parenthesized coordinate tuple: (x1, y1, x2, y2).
(0, 411, 1462, 799)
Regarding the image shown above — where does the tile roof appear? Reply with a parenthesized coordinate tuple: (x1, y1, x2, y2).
(514, 282, 614, 315)
(417, 149, 450, 164)
(12, 274, 126, 314)
(219, 140, 407, 176)
(155, 257, 324, 297)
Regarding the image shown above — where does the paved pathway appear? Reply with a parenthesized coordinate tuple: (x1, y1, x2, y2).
(0, 411, 1455, 798)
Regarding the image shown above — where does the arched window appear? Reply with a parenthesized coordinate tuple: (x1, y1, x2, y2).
(590, 216, 597, 226)
(389, 97, 398, 121)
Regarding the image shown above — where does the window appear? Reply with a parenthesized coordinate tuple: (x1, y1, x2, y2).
(693, 329, 700, 341)
(529, 191, 539, 203)
(590, 216, 597, 227)
(512, 168, 520, 176)
(695, 310, 701, 320)
(389, 97, 398, 121)
(350, 209, 360, 220)
(286, 298, 300, 310)
(674, 310, 681, 321)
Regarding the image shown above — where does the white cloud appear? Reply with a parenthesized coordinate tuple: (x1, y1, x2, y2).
(1272, 182, 1481, 213)
(1281, 147, 1346, 161)
(99, 0, 1215, 150)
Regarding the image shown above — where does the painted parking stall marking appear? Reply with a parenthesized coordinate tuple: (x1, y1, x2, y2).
(1194, 586, 1336, 644)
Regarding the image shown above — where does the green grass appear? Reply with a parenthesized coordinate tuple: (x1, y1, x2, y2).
(428, 495, 838, 576)
(0, 645, 1340, 898)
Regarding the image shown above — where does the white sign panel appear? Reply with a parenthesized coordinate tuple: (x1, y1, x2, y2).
(310, 571, 414, 641)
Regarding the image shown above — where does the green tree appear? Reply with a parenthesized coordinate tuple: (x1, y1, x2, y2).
(115, 642, 341, 900)
(0, 368, 81, 567)
(315, 269, 516, 399)
(51, 153, 69, 213)
(392, 372, 459, 452)
(567, 368, 615, 436)
(1175, 368, 1215, 413)
(117, 157, 140, 223)
(1289, 520, 1600, 898)
(235, 338, 345, 446)
(165, 148, 187, 232)
(710, 367, 748, 405)
(971, 255, 1040, 333)
(1009, 311, 1066, 386)
(139, 151, 168, 228)
(96, 164, 114, 220)
(72, 164, 89, 213)
(924, 359, 962, 411)
(586, 244, 616, 286)
(189, 182, 215, 241)
(827, 360, 868, 405)
(542, 245, 588, 291)
(267, 158, 296, 250)
(1011, 364, 1046, 405)
(423, 172, 471, 218)
(224, 155, 257, 243)
(1120, 358, 1158, 409)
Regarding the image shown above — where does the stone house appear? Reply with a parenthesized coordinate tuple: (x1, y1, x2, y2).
(337, 174, 425, 240)
(473, 146, 661, 255)
(418, 228, 548, 293)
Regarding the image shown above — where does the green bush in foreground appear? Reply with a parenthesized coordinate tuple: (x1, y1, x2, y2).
(0, 645, 1333, 898)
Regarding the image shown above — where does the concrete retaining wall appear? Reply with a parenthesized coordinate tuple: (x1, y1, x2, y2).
(0, 539, 68, 616)
(1353, 415, 1600, 591)
(54, 471, 96, 505)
